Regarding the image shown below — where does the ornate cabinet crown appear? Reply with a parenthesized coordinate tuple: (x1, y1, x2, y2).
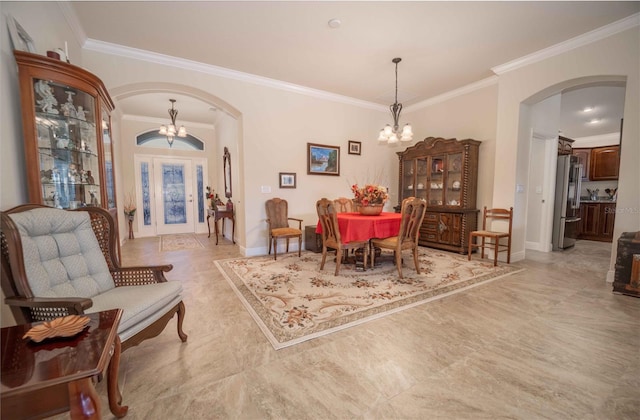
(397, 137, 480, 253)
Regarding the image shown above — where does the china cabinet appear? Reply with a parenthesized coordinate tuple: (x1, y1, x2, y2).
(14, 51, 116, 213)
(397, 137, 481, 253)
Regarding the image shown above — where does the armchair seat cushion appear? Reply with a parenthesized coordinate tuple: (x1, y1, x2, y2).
(87, 281, 183, 341)
(271, 227, 302, 237)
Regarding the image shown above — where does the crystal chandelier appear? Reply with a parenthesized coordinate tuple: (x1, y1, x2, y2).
(378, 57, 413, 143)
(159, 99, 187, 147)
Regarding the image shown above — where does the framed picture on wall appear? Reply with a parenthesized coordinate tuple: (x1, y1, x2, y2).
(348, 140, 361, 155)
(279, 172, 296, 188)
(307, 143, 340, 176)
(6, 15, 36, 53)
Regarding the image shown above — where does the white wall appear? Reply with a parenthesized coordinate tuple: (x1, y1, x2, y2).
(494, 27, 639, 278)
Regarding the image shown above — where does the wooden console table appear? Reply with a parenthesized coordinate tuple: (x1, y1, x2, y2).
(207, 208, 235, 245)
(1, 309, 128, 419)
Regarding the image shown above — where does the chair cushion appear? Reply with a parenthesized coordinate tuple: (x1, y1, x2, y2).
(272, 227, 302, 237)
(9, 208, 115, 298)
(87, 281, 183, 335)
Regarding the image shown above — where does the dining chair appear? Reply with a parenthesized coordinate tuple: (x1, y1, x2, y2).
(316, 198, 369, 275)
(370, 197, 427, 278)
(468, 207, 513, 266)
(265, 198, 303, 260)
(333, 197, 355, 213)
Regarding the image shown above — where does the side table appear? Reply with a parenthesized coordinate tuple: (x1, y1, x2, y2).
(207, 208, 236, 245)
(1, 309, 128, 419)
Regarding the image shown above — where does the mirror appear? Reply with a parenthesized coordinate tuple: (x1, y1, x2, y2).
(223, 147, 232, 198)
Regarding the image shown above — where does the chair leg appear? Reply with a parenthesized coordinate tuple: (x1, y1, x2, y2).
(273, 238, 278, 260)
(481, 237, 486, 260)
(413, 247, 420, 274)
(176, 300, 188, 342)
(468, 234, 473, 261)
(396, 250, 403, 279)
(507, 236, 512, 264)
(335, 248, 343, 276)
(320, 246, 327, 270)
(268, 235, 273, 255)
(286, 238, 290, 253)
(298, 235, 302, 257)
(494, 239, 499, 266)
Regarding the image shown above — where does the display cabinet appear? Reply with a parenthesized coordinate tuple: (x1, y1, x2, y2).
(397, 137, 481, 253)
(14, 51, 116, 213)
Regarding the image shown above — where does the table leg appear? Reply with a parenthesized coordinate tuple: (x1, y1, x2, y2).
(215, 219, 220, 245)
(232, 217, 236, 244)
(68, 378, 100, 419)
(107, 336, 128, 417)
(207, 214, 211, 238)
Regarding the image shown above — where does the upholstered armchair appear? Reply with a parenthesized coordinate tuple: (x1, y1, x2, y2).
(265, 198, 302, 260)
(1, 204, 187, 352)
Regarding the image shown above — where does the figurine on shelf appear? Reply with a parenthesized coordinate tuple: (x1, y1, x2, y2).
(35, 80, 59, 114)
(51, 191, 62, 209)
(86, 170, 95, 184)
(76, 106, 86, 121)
(61, 91, 77, 118)
(89, 190, 98, 206)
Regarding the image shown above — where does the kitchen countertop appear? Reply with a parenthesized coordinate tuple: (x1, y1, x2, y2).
(580, 198, 616, 203)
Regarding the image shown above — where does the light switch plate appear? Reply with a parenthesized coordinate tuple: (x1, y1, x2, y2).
(261, 186, 271, 193)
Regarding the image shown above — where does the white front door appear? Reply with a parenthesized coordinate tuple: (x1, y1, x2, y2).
(154, 158, 195, 235)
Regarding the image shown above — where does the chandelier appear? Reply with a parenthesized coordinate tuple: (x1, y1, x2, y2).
(159, 99, 187, 147)
(378, 57, 413, 143)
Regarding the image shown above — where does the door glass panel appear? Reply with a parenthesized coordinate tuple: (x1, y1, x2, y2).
(196, 164, 204, 223)
(141, 162, 152, 226)
(162, 164, 187, 224)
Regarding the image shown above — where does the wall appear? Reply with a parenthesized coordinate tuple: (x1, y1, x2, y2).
(494, 27, 639, 278)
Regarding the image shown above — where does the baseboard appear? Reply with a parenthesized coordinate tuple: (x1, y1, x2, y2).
(511, 250, 526, 262)
(525, 241, 553, 253)
(606, 269, 615, 283)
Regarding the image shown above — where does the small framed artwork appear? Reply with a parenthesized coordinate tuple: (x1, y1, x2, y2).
(307, 143, 340, 176)
(7, 15, 36, 53)
(279, 172, 296, 188)
(348, 140, 361, 155)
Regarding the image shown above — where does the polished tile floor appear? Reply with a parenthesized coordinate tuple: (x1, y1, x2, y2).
(85, 236, 638, 419)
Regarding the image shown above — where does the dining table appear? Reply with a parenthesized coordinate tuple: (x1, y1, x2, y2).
(315, 212, 402, 243)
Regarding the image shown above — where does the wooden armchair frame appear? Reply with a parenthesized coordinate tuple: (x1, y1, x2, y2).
(265, 198, 303, 260)
(1, 204, 187, 352)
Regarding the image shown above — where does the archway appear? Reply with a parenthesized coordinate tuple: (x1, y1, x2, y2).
(108, 82, 245, 247)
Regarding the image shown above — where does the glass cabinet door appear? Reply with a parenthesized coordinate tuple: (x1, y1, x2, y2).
(445, 153, 463, 207)
(35, 79, 101, 209)
(428, 155, 445, 206)
(401, 159, 416, 201)
(415, 158, 428, 200)
(102, 108, 116, 210)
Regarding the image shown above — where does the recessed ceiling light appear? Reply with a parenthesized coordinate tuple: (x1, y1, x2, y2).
(588, 118, 602, 124)
(328, 18, 341, 29)
(582, 106, 595, 113)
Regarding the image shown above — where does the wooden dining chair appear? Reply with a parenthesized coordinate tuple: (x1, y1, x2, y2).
(265, 198, 303, 260)
(333, 197, 355, 213)
(316, 198, 369, 275)
(468, 207, 513, 266)
(370, 197, 427, 278)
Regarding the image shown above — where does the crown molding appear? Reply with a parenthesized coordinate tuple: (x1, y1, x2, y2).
(492, 13, 640, 75)
(83, 39, 387, 112)
(405, 76, 498, 113)
(57, 1, 87, 47)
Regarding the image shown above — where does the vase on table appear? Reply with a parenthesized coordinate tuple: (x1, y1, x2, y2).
(358, 204, 384, 216)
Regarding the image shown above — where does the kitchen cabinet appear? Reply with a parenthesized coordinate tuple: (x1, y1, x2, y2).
(14, 51, 117, 212)
(572, 148, 591, 180)
(589, 145, 620, 180)
(397, 137, 480, 253)
(558, 136, 575, 155)
(578, 202, 616, 242)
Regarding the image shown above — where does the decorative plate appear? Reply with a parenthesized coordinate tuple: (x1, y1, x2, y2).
(23, 315, 91, 342)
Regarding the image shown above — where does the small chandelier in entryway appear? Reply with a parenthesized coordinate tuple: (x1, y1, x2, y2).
(159, 99, 187, 148)
(378, 57, 413, 144)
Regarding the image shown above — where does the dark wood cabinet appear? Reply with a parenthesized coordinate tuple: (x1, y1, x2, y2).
(590, 145, 620, 180)
(578, 202, 616, 242)
(572, 148, 591, 180)
(14, 51, 116, 212)
(558, 135, 575, 155)
(397, 137, 480, 253)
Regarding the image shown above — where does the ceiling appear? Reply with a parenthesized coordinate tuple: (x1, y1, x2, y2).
(70, 1, 638, 138)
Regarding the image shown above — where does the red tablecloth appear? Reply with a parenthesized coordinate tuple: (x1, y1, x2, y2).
(316, 212, 402, 243)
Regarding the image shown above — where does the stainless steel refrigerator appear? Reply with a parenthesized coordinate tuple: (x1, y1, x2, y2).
(552, 155, 583, 250)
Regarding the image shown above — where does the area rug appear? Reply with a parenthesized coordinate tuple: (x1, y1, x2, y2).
(159, 234, 204, 252)
(215, 249, 524, 349)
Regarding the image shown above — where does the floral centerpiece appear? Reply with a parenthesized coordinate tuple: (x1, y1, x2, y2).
(207, 186, 224, 209)
(351, 184, 388, 215)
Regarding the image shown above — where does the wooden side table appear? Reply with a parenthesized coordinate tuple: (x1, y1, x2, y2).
(207, 208, 236, 245)
(1, 309, 128, 419)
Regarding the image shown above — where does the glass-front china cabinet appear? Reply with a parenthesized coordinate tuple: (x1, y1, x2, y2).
(14, 51, 116, 214)
(397, 137, 481, 253)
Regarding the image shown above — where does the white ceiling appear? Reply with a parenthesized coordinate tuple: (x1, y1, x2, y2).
(70, 1, 638, 139)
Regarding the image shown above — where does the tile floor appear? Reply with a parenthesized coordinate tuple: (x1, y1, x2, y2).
(80, 236, 639, 419)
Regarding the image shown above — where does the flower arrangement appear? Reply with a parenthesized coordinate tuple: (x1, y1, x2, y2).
(351, 184, 388, 206)
(206, 186, 223, 208)
(124, 192, 136, 217)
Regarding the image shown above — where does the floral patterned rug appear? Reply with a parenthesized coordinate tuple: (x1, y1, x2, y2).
(215, 250, 523, 349)
(159, 234, 204, 252)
